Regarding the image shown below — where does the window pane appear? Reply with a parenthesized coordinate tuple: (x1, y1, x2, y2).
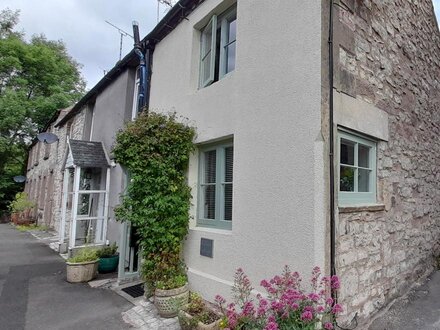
(340, 139, 355, 165)
(358, 144, 370, 168)
(358, 169, 370, 192)
(204, 150, 216, 183)
(225, 146, 233, 182)
(202, 53, 212, 84)
(225, 41, 236, 73)
(340, 166, 354, 191)
(203, 185, 216, 219)
(228, 19, 236, 42)
(202, 26, 212, 57)
(224, 183, 233, 221)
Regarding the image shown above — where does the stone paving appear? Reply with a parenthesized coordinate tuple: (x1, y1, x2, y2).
(122, 298, 180, 330)
(24, 226, 181, 330)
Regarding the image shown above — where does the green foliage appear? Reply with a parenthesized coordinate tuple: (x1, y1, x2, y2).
(67, 247, 98, 263)
(179, 292, 220, 329)
(113, 111, 196, 290)
(16, 224, 48, 232)
(96, 242, 118, 258)
(0, 9, 85, 216)
(9, 192, 35, 213)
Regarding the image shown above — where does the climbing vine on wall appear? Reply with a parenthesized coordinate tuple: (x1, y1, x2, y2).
(113, 111, 196, 290)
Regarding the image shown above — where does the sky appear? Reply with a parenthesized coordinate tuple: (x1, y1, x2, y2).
(1, 0, 174, 89)
(1, 0, 440, 90)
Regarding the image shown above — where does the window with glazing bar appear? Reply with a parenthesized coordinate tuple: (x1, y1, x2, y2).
(199, 5, 237, 88)
(198, 140, 233, 229)
(338, 130, 377, 205)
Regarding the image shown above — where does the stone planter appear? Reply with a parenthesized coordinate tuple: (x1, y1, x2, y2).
(98, 254, 119, 273)
(66, 260, 99, 283)
(178, 308, 222, 330)
(154, 283, 189, 318)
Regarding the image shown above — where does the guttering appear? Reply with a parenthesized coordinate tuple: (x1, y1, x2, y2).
(56, 0, 205, 128)
(328, 0, 336, 299)
(55, 51, 136, 128)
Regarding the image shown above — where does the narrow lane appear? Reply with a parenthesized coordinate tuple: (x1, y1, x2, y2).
(0, 224, 132, 330)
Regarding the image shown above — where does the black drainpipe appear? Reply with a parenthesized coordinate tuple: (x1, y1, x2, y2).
(144, 45, 152, 112)
(132, 21, 148, 115)
(328, 0, 336, 299)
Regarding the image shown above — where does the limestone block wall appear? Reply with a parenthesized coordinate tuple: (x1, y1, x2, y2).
(24, 107, 85, 234)
(52, 109, 85, 236)
(333, 0, 440, 323)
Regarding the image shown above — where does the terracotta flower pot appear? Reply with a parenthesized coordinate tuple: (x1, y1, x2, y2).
(154, 283, 189, 318)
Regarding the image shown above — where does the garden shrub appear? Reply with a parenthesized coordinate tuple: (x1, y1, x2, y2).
(113, 111, 196, 291)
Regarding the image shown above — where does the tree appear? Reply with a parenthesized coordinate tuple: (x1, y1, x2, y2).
(0, 8, 85, 215)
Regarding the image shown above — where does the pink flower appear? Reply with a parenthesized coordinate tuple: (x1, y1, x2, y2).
(308, 293, 320, 302)
(332, 303, 343, 314)
(324, 322, 334, 329)
(316, 305, 325, 313)
(301, 310, 313, 322)
(241, 301, 255, 316)
(331, 275, 340, 289)
(264, 321, 279, 330)
(215, 295, 226, 305)
(290, 303, 299, 310)
(261, 279, 271, 288)
(326, 297, 334, 306)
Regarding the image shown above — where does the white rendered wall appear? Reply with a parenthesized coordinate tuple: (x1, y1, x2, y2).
(149, 0, 324, 300)
(91, 69, 136, 244)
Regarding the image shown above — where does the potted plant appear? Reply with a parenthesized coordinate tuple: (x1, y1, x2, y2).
(66, 247, 99, 283)
(144, 251, 190, 318)
(179, 292, 222, 330)
(96, 242, 119, 273)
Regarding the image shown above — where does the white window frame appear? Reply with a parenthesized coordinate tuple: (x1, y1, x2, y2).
(199, 5, 237, 88)
(338, 130, 377, 205)
(197, 140, 233, 230)
(131, 68, 140, 121)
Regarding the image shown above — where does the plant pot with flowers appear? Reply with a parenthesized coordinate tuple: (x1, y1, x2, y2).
(97, 243, 119, 273)
(179, 292, 222, 330)
(66, 247, 99, 283)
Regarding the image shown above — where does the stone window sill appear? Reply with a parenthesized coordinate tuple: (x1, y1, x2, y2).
(338, 204, 385, 213)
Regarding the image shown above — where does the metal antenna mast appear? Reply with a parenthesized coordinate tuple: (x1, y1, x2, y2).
(105, 20, 134, 61)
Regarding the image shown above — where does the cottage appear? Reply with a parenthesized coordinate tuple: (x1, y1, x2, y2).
(25, 0, 440, 326)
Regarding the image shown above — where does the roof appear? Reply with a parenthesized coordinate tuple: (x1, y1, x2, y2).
(56, 0, 205, 128)
(29, 106, 73, 149)
(67, 140, 110, 168)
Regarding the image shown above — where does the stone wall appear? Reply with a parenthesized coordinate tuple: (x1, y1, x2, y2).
(333, 0, 440, 324)
(51, 109, 85, 236)
(25, 107, 85, 233)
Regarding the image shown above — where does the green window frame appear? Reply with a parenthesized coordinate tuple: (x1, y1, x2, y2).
(338, 130, 377, 205)
(199, 5, 237, 88)
(198, 140, 233, 230)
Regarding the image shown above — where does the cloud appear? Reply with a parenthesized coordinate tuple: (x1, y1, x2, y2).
(2, 0, 171, 89)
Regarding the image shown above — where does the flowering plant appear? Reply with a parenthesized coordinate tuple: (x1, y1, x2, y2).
(215, 266, 342, 330)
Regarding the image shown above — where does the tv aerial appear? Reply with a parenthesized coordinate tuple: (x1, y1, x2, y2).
(105, 20, 134, 61)
(13, 175, 26, 183)
(37, 132, 59, 144)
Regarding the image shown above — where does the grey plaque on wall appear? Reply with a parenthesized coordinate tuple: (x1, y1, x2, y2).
(200, 238, 213, 258)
